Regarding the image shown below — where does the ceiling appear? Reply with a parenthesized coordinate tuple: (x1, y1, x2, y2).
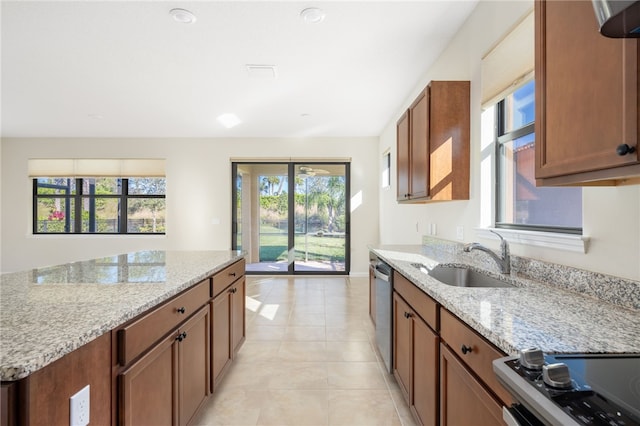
(1, 1, 478, 139)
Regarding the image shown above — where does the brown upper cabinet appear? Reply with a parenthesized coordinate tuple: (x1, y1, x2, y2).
(397, 81, 470, 202)
(535, 0, 640, 186)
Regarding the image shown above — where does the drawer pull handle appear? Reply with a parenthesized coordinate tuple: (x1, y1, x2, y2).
(229, 272, 237, 277)
(616, 143, 636, 156)
(461, 344, 473, 355)
(403, 312, 413, 319)
(176, 307, 186, 314)
(176, 332, 187, 342)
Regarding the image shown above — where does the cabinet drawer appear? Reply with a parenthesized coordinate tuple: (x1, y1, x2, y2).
(440, 309, 513, 405)
(118, 278, 211, 365)
(393, 271, 438, 330)
(212, 259, 245, 297)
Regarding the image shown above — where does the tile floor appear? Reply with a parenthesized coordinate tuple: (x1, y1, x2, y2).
(191, 276, 418, 426)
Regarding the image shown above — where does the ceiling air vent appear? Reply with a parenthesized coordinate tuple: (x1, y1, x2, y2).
(245, 64, 277, 79)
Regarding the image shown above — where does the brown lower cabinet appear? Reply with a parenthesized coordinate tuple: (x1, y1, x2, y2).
(440, 344, 503, 426)
(116, 259, 245, 426)
(390, 271, 512, 426)
(119, 327, 177, 426)
(393, 272, 439, 426)
(211, 275, 245, 390)
(393, 294, 439, 426)
(119, 305, 210, 426)
(212, 289, 232, 387)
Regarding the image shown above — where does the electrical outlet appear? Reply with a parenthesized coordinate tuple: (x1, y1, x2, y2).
(456, 226, 464, 240)
(430, 223, 437, 235)
(70, 385, 90, 426)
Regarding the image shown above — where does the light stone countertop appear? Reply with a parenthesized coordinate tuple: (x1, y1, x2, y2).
(0, 250, 245, 381)
(370, 244, 640, 356)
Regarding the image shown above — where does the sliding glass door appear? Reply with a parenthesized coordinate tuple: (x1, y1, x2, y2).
(293, 164, 348, 273)
(232, 162, 349, 275)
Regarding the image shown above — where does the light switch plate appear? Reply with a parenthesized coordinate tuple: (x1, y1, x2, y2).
(70, 385, 90, 426)
(456, 226, 464, 240)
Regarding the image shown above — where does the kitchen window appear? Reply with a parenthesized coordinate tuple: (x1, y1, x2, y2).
(33, 177, 166, 234)
(495, 80, 582, 233)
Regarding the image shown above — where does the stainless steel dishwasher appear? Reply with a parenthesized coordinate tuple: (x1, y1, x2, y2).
(373, 260, 393, 373)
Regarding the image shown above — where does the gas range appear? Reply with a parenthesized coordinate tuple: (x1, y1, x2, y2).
(493, 349, 640, 426)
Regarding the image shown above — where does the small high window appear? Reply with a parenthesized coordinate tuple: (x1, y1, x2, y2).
(382, 151, 391, 188)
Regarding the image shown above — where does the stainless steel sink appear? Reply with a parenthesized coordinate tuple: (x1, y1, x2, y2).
(412, 263, 514, 288)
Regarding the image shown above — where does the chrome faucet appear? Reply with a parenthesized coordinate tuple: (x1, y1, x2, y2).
(463, 230, 511, 274)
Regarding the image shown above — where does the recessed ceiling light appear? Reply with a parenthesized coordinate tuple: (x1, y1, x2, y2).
(217, 113, 242, 129)
(300, 7, 325, 24)
(169, 8, 196, 24)
(88, 114, 104, 120)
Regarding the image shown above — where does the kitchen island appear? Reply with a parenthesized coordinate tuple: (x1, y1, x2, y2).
(0, 250, 245, 426)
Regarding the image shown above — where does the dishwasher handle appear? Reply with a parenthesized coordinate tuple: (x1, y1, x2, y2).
(374, 262, 392, 282)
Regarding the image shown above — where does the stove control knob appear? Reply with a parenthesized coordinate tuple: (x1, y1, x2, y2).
(542, 363, 572, 389)
(519, 348, 544, 370)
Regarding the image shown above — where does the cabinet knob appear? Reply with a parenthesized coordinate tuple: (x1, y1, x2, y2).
(229, 272, 237, 277)
(229, 287, 237, 294)
(176, 307, 186, 314)
(461, 344, 473, 355)
(616, 144, 636, 156)
(176, 331, 187, 342)
(403, 311, 413, 319)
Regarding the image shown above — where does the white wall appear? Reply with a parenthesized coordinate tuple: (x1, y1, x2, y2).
(378, 0, 640, 281)
(1, 137, 379, 274)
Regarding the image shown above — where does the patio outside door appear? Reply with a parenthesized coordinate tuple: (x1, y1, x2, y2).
(232, 162, 350, 275)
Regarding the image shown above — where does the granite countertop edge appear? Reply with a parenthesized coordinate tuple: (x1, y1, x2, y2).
(0, 250, 245, 381)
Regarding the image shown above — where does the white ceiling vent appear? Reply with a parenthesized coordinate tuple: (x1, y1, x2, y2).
(245, 64, 277, 79)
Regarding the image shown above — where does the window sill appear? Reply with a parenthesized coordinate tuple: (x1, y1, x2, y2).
(475, 227, 589, 253)
(29, 234, 167, 238)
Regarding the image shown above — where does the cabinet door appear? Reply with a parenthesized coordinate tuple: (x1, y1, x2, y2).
(440, 344, 504, 426)
(1, 383, 15, 426)
(211, 290, 232, 389)
(412, 317, 438, 426)
(178, 306, 210, 426)
(397, 110, 411, 201)
(429, 81, 470, 200)
(536, 0, 639, 183)
(231, 277, 246, 355)
(119, 333, 178, 426)
(393, 293, 413, 401)
(410, 90, 429, 199)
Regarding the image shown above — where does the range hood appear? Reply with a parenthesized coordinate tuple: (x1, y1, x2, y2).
(592, 0, 640, 38)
